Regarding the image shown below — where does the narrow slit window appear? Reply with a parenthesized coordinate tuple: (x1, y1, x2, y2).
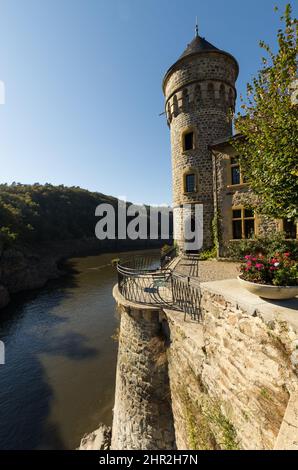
(184, 132, 194, 151)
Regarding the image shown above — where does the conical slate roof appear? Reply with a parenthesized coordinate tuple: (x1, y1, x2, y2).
(180, 35, 219, 59)
(162, 33, 239, 93)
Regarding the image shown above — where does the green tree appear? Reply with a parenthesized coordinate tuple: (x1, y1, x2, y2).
(233, 3, 298, 220)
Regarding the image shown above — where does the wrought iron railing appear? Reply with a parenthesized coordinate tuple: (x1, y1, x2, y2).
(160, 245, 177, 268)
(171, 273, 201, 321)
(116, 256, 201, 321)
(117, 256, 172, 306)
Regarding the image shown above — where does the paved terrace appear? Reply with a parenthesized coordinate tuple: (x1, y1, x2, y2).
(173, 254, 240, 281)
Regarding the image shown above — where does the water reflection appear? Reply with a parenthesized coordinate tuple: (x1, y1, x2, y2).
(0, 250, 155, 449)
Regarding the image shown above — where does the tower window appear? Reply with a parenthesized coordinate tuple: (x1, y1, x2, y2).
(185, 173, 196, 193)
(183, 132, 194, 151)
(232, 207, 255, 239)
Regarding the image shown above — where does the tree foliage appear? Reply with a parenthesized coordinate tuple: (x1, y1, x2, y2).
(0, 183, 118, 248)
(0, 183, 171, 250)
(233, 3, 298, 220)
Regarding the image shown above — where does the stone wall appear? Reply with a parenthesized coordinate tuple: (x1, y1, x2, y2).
(111, 292, 176, 450)
(164, 281, 298, 450)
(112, 281, 298, 450)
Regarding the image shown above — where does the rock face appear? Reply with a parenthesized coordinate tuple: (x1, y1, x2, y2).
(112, 280, 298, 450)
(0, 247, 61, 294)
(0, 238, 164, 309)
(79, 424, 111, 450)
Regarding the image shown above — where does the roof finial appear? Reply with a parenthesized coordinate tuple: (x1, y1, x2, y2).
(195, 16, 199, 37)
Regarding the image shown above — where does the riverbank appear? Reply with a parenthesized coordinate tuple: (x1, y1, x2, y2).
(0, 238, 164, 310)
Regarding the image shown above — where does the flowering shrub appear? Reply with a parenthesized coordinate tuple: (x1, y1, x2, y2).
(240, 252, 298, 286)
(226, 232, 298, 261)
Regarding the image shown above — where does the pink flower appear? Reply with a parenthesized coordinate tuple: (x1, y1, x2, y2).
(255, 263, 264, 270)
(251, 257, 257, 261)
(244, 255, 252, 260)
(284, 252, 290, 257)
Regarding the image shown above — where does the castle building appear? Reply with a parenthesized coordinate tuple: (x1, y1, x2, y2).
(211, 135, 297, 256)
(163, 31, 297, 254)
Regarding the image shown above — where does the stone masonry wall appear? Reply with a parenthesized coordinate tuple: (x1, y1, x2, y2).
(163, 52, 238, 251)
(164, 286, 298, 450)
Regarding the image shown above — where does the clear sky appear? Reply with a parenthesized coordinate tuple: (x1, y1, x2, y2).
(0, 0, 296, 205)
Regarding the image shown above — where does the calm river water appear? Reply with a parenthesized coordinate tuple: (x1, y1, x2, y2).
(0, 250, 155, 450)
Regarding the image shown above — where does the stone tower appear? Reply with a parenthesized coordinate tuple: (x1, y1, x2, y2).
(162, 32, 239, 252)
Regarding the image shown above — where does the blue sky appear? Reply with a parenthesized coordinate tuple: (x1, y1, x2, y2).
(0, 0, 296, 205)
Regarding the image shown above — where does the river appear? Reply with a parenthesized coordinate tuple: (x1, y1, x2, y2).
(0, 249, 157, 450)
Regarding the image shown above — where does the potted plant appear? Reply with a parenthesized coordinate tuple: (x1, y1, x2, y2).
(238, 252, 298, 300)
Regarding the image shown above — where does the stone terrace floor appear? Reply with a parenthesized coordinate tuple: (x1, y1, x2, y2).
(173, 255, 240, 281)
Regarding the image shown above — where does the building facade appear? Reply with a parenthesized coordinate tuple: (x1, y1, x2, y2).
(211, 136, 298, 256)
